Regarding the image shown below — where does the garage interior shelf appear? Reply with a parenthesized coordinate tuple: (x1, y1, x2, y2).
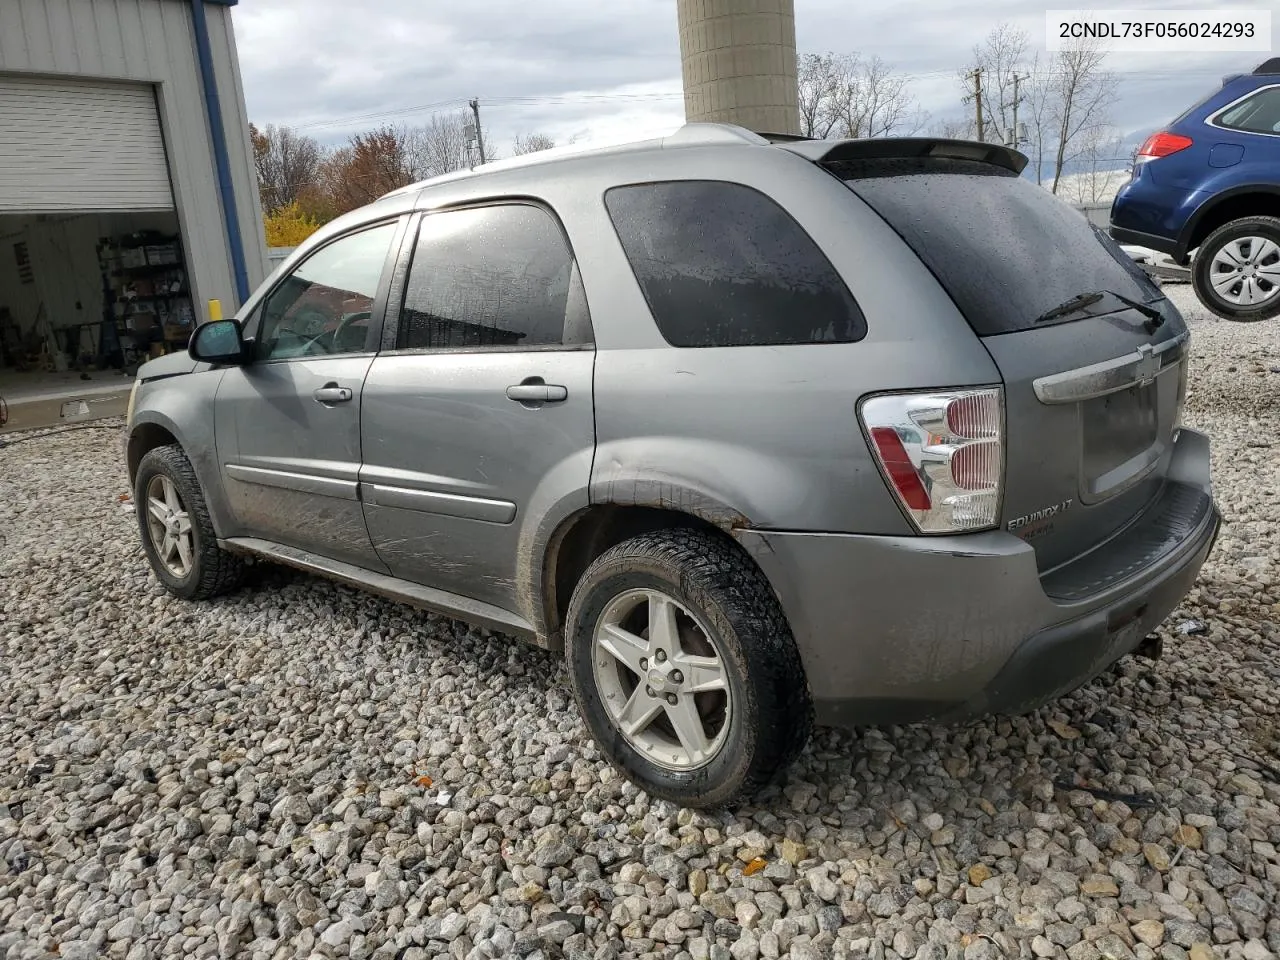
(101, 230, 195, 361)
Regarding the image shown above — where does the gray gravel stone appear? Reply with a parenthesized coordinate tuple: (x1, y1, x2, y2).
(0, 285, 1276, 960)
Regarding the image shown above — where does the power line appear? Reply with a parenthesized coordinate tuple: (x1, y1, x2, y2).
(281, 64, 1233, 134)
(293, 91, 687, 131)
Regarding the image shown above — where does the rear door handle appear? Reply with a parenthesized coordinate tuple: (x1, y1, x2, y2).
(506, 383, 568, 403)
(313, 385, 353, 404)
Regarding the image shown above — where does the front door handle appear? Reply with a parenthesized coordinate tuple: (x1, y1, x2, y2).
(506, 382, 568, 403)
(314, 385, 353, 404)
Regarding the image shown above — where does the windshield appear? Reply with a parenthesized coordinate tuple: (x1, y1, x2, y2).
(828, 156, 1162, 336)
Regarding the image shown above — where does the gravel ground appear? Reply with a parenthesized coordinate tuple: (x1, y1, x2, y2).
(0, 283, 1277, 960)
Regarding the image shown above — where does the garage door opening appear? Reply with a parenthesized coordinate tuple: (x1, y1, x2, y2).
(0, 211, 196, 409)
(0, 74, 199, 430)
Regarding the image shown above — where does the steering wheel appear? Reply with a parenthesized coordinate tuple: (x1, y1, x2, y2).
(293, 311, 372, 357)
(331, 311, 372, 352)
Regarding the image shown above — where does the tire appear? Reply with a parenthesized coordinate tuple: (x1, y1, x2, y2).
(564, 528, 812, 808)
(134, 444, 245, 601)
(1192, 216, 1280, 322)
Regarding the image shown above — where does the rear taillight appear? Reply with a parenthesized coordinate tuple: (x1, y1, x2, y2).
(1136, 132, 1193, 161)
(861, 388, 1004, 533)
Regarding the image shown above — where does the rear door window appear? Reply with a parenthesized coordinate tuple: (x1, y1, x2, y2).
(604, 180, 866, 347)
(1216, 86, 1280, 134)
(829, 157, 1159, 336)
(395, 203, 589, 351)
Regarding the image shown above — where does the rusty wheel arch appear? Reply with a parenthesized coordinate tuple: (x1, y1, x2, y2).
(539, 503, 752, 650)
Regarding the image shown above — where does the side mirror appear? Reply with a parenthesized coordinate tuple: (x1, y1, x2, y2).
(189, 319, 247, 364)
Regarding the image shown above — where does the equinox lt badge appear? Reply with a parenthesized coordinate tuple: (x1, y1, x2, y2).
(1008, 499, 1075, 532)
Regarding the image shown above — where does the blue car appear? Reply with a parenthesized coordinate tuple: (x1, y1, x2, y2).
(1111, 57, 1280, 321)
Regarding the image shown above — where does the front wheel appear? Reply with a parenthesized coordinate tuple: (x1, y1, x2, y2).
(564, 528, 812, 808)
(134, 445, 245, 600)
(1192, 216, 1280, 321)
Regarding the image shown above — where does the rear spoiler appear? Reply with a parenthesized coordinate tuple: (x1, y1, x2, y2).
(777, 137, 1029, 175)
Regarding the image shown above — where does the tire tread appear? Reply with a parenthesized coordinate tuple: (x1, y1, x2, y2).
(566, 527, 812, 807)
(136, 445, 245, 600)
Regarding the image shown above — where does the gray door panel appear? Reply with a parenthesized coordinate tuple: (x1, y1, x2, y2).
(360, 350, 595, 612)
(217, 356, 388, 571)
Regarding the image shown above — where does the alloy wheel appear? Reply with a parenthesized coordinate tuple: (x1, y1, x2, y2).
(591, 588, 731, 770)
(145, 474, 195, 579)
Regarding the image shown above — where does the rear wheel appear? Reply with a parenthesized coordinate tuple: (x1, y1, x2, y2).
(564, 528, 812, 808)
(1193, 216, 1280, 321)
(134, 445, 245, 600)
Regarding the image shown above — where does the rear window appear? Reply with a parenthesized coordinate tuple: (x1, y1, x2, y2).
(829, 157, 1159, 336)
(604, 180, 866, 348)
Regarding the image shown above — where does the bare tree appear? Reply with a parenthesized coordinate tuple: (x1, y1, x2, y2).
(1060, 126, 1128, 204)
(1047, 40, 1118, 195)
(798, 53, 852, 139)
(844, 57, 926, 138)
(512, 133, 556, 155)
(967, 24, 1031, 146)
(797, 51, 922, 140)
(403, 111, 481, 180)
(930, 116, 975, 140)
(962, 25, 1117, 191)
(250, 123, 325, 214)
(1022, 53, 1055, 184)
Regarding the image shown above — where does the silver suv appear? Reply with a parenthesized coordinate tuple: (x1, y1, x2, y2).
(124, 124, 1221, 807)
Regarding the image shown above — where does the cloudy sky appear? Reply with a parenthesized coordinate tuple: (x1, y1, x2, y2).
(231, 0, 1273, 156)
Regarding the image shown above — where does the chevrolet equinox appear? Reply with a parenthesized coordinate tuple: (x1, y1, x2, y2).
(124, 124, 1221, 807)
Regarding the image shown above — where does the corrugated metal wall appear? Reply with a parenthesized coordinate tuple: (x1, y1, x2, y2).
(0, 0, 267, 319)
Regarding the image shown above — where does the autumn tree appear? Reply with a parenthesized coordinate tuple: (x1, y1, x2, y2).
(263, 201, 321, 247)
(250, 123, 325, 215)
(320, 125, 417, 215)
(250, 110, 497, 224)
(512, 132, 556, 155)
(798, 52, 924, 140)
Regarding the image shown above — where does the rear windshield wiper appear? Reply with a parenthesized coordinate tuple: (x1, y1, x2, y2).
(1105, 290, 1166, 331)
(1033, 292, 1104, 325)
(1033, 290, 1165, 331)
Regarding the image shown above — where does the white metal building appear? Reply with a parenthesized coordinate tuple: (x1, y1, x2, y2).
(0, 0, 265, 388)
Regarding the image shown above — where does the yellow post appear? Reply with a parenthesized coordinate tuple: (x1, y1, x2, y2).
(208, 299, 223, 323)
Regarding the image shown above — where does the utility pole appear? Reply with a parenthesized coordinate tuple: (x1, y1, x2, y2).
(963, 67, 985, 142)
(469, 98, 487, 164)
(1008, 73, 1029, 147)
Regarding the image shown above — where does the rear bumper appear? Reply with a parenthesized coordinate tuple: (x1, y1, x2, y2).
(736, 428, 1220, 728)
(1110, 177, 1209, 265)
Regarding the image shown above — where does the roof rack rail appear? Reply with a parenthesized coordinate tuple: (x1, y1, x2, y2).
(778, 137, 1028, 175)
(1253, 57, 1280, 75)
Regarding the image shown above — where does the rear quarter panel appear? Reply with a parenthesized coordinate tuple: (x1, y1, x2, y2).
(546, 145, 1004, 533)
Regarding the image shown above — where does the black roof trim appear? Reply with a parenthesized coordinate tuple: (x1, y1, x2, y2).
(780, 137, 1028, 175)
(1253, 58, 1280, 75)
(758, 131, 816, 143)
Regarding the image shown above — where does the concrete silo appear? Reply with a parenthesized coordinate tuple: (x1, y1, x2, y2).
(676, 0, 801, 137)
